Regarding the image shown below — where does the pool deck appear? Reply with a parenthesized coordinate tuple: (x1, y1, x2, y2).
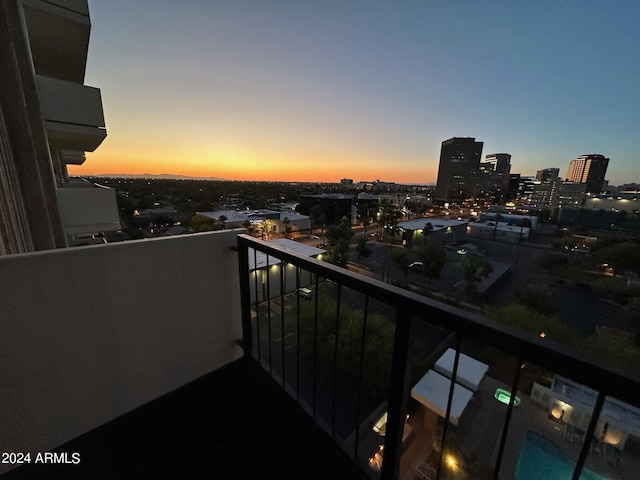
(400, 374, 640, 480)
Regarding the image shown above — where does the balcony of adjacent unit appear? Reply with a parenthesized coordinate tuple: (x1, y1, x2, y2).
(35, 74, 106, 152)
(56, 178, 121, 245)
(23, 0, 91, 83)
(1, 232, 639, 480)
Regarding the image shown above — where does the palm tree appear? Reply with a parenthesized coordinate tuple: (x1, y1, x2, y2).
(356, 236, 372, 264)
(423, 222, 433, 246)
(461, 256, 493, 296)
(418, 245, 446, 288)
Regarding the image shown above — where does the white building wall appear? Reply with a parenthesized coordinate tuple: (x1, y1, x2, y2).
(0, 230, 243, 474)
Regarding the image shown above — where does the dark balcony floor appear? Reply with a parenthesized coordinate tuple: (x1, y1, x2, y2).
(3, 357, 370, 480)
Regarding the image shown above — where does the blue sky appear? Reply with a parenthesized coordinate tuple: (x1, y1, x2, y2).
(75, 0, 640, 185)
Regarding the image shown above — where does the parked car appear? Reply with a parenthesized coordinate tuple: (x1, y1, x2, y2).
(298, 287, 313, 299)
(409, 261, 423, 271)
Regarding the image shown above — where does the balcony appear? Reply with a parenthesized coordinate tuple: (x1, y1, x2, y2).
(1, 232, 639, 479)
(35, 75, 106, 151)
(56, 180, 121, 243)
(23, 0, 91, 83)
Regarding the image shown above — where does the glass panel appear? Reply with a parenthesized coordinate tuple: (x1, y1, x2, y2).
(332, 283, 366, 456)
(308, 276, 338, 435)
(399, 314, 452, 480)
(503, 365, 600, 480)
(401, 331, 518, 480)
(280, 261, 300, 397)
(438, 340, 517, 480)
(580, 393, 640, 479)
(250, 252, 305, 376)
(354, 297, 397, 478)
(295, 266, 318, 417)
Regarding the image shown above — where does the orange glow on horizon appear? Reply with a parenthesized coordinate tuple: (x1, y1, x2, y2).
(69, 148, 439, 184)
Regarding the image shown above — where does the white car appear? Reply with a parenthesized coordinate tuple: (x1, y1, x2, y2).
(298, 287, 313, 299)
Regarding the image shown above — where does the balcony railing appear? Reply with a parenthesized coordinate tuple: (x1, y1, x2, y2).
(237, 234, 640, 480)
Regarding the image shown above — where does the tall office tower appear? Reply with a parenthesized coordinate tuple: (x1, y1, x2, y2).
(0, 0, 118, 255)
(434, 137, 483, 203)
(536, 168, 560, 182)
(566, 154, 610, 194)
(480, 153, 511, 202)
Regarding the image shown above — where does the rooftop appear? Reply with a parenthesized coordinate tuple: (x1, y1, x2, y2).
(398, 217, 468, 231)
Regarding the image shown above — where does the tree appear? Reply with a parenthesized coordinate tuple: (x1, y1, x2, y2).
(390, 247, 410, 280)
(417, 245, 446, 288)
(326, 216, 354, 267)
(621, 296, 640, 346)
(517, 281, 556, 315)
(242, 219, 254, 236)
(319, 212, 327, 238)
(380, 205, 402, 281)
(356, 236, 372, 264)
(309, 205, 329, 237)
(461, 255, 493, 296)
(189, 214, 220, 232)
(423, 222, 434, 246)
(595, 242, 640, 275)
(381, 205, 402, 244)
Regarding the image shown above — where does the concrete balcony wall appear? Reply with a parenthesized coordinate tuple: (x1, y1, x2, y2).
(23, 0, 89, 17)
(0, 230, 244, 474)
(57, 184, 121, 237)
(35, 74, 106, 151)
(22, 0, 90, 83)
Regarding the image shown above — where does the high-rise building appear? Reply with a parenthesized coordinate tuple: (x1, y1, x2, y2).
(0, 0, 118, 255)
(531, 179, 586, 208)
(434, 137, 483, 203)
(484, 153, 512, 174)
(566, 154, 609, 194)
(536, 168, 560, 182)
(478, 153, 511, 201)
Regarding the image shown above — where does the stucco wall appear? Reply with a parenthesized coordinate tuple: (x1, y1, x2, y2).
(0, 230, 243, 473)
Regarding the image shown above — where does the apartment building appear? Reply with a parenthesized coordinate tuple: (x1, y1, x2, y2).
(0, 0, 119, 254)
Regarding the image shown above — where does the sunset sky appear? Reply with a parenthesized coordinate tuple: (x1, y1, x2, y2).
(70, 1, 640, 185)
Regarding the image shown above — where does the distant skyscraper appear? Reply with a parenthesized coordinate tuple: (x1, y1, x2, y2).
(435, 137, 483, 203)
(566, 154, 609, 194)
(480, 153, 511, 201)
(536, 168, 560, 182)
(484, 153, 512, 174)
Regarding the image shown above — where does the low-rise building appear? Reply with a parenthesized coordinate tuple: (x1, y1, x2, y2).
(467, 220, 530, 241)
(398, 218, 468, 248)
(198, 209, 311, 237)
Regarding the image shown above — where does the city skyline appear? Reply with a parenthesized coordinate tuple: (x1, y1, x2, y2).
(69, 1, 640, 185)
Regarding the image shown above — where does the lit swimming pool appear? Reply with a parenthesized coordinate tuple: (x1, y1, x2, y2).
(515, 430, 608, 480)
